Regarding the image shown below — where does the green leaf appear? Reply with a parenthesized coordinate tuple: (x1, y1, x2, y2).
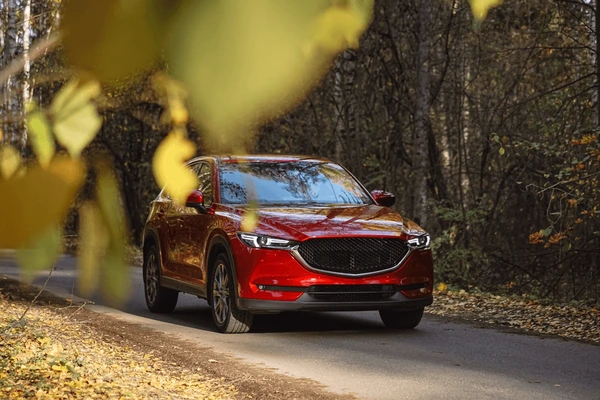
(51, 78, 102, 158)
(499, 147, 505, 156)
(101, 242, 130, 306)
(542, 227, 553, 237)
(16, 226, 62, 281)
(95, 164, 130, 305)
(77, 203, 109, 297)
(27, 108, 55, 168)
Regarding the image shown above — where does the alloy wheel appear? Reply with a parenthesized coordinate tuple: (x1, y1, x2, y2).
(145, 253, 158, 305)
(212, 262, 230, 325)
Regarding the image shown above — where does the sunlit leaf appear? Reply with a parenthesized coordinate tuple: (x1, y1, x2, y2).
(62, 0, 167, 81)
(0, 145, 22, 180)
(152, 73, 189, 126)
(241, 201, 259, 232)
(50, 79, 102, 158)
(469, 0, 502, 22)
(16, 226, 62, 281)
(152, 129, 197, 204)
(310, 2, 368, 54)
(0, 157, 85, 248)
(77, 203, 109, 297)
(171, 0, 373, 150)
(96, 165, 130, 304)
(27, 108, 55, 168)
(101, 243, 130, 305)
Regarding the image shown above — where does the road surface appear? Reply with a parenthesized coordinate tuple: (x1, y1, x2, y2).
(1, 254, 599, 400)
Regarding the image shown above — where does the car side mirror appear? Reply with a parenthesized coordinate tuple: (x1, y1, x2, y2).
(186, 190, 206, 213)
(371, 190, 396, 207)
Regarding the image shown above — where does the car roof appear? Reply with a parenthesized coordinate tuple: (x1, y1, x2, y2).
(189, 155, 333, 164)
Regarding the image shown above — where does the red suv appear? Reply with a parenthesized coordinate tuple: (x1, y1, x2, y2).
(142, 155, 433, 333)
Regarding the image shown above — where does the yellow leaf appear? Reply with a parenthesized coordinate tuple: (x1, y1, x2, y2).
(437, 282, 448, 292)
(94, 165, 130, 305)
(152, 130, 197, 204)
(0, 145, 22, 180)
(101, 242, 130, 305)
(51, 78, 102, 158)
(469, 0, 502, 22)
(96, 164, 128, 242)
(16, 226, 62, 281)
(310, 4, 367, 54)
(153, 73, 189, 126)
(62, 0, 164, 81)
(0, 157, 85, 248)
(27, 108, 55, 168)
(241, 209, 259, 232)
(171, 0, 373, 151)
(77, 203, 109, 297)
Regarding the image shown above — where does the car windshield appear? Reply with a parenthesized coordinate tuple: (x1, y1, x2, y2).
(218, 161, 373, 206)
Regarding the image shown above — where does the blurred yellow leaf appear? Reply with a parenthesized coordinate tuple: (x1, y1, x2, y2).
(152, 129, 197, 204)
(27, 107, 55, 168)
(101, 243, 130, 305)
(469, 0, 502, 22)
(51, 78, 102, 158)
(62, 0, 165, 81)
(96, 164, 128, 242)
(96, 165, 130, 305)
(16, 226, 62, 281)
(241, 209, 259, 232)
(0, 157, 85, 248)
(310, 3, 366, 54)
(171, 0, 373, 150)
(0, 145, 22, 180)
(437, 282, 448, 292)
(153, 73, 189, 126)
(78, 203, 109, 297)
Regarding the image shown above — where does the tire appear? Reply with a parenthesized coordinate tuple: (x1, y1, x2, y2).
(143, 245, 178, 313)
(210, 253, 253, 333)
(379, 307, 424, 329)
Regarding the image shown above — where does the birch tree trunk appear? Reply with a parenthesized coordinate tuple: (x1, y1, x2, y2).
(21, 0, 32, 150)
(2, 0, 18, 145)
(412, 0, 432, 227)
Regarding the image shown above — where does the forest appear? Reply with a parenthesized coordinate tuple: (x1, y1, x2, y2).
(1, 0, 599, 304)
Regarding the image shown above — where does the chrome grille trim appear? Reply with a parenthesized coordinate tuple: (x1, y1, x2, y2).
(290, 237, 413, 278)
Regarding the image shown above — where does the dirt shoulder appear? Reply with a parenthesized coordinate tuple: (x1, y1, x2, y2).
(0, 276, 354, 400)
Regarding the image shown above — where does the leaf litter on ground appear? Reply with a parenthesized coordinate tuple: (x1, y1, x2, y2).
(0, 283, 237, 399)
(429, 289, 599, 344)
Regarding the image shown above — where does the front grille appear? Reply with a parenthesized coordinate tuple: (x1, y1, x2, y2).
(296, 238, 408, 275)
(307, 284, 398, 302)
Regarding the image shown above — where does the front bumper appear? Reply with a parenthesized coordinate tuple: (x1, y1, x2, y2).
(238, 292, 433, 313)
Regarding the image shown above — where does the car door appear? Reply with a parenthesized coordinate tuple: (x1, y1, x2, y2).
(176, 161, 214, 288)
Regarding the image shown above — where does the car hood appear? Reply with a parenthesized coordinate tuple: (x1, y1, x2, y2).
(223, 204, 426, 241)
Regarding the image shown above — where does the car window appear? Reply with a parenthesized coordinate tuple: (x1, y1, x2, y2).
(219, 161, 372, 206)
(196, 163, 213, 206)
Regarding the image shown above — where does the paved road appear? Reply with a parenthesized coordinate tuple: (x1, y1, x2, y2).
(1, 255, 599, 400)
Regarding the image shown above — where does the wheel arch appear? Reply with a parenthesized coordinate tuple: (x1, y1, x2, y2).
(206, 234, 238, 304)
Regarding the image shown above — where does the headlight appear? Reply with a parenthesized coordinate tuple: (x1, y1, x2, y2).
(237, 232, 298, 250)
(407, 234, 431, 249)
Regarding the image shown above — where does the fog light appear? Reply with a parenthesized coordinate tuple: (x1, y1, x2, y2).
(258, 285, 265, 290)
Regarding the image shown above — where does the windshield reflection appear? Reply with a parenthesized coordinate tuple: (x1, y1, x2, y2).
(219, 161, 372, 206)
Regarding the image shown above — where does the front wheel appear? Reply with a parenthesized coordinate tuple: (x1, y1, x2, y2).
(379, 308, 424, 329)
(210, 253, 253, 333)
(143, 245, 178, 313)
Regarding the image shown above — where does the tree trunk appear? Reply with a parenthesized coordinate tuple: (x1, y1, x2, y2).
(1, 0, 18, 146)
(412, 0, 432, 227)
(21, 0, 32, 150)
